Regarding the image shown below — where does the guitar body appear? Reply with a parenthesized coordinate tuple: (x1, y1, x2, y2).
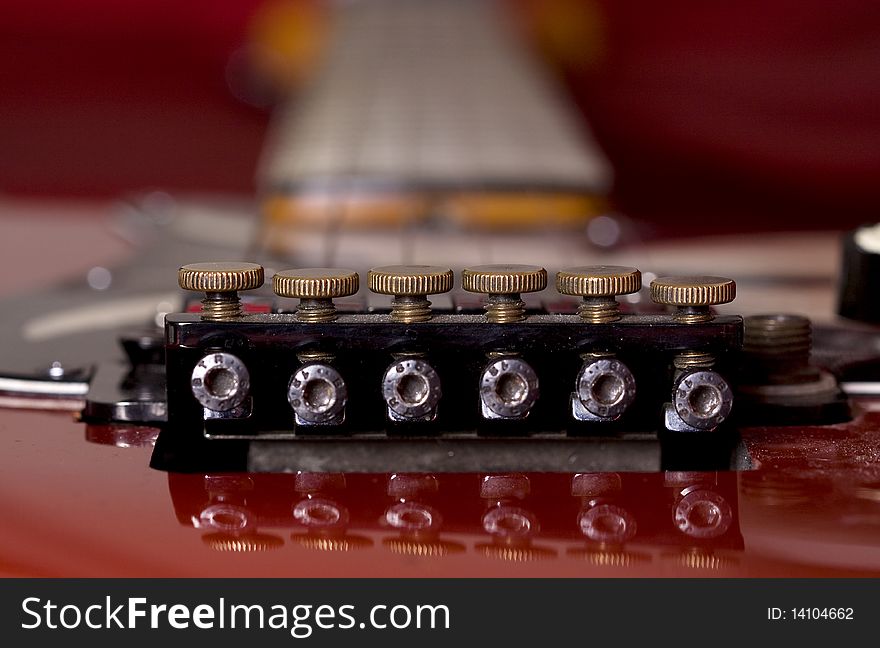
(1, 210, 877, 578)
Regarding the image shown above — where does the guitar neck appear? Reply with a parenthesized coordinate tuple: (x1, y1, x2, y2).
(258, 0, 611, 231)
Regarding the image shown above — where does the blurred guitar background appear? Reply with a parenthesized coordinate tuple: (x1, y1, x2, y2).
(3, 0, 878, 218)
(3, 0, 879, 312)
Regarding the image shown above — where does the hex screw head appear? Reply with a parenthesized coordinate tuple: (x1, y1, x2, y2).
(672, 370, 733, 430)
(287, 363, 347, 425)
(382, 358, 442, 420)
(576, 357, 637, 419)
(479, 357, 540, 419)
(190, 352, 251, 411)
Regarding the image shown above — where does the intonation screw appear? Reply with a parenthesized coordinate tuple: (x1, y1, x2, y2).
(273, 268, 359, 323)
(461, 264, 547, 323)
(556, 265, 641, 323)
(287, 363, 347, 425)
(575, 357, 637, 420)
(479, 356, 540, 419)
(178, 262, 264, 322)
(649, 276, 736, 324)
(368, 265, 454, 323)
(190, 352, 251, 412)
(382, 358, 443, 421)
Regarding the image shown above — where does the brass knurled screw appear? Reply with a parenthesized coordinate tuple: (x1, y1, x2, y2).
(556, 265, 641, 323)
(368, 265, 454, 323)
(273, 268, 359, 323)
(461, 264, 547, 323)
(650, 275, 736, 370)
(178, 262, 264, 321)
(650, 276, 736, 324)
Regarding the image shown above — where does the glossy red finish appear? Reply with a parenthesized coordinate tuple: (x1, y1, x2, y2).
(1, 406, 878, 577)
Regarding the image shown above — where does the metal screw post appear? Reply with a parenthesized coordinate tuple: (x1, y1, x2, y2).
(178, 262, 264, 321)
(462, 264, 547, 323)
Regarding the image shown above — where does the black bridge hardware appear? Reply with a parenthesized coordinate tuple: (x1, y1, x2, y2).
(147, 262, 847, 473)
(163, 312, 743, 439)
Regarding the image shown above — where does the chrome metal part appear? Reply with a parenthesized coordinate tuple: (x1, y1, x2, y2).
(82, 362, 166, 423)
(382, 358, 442, 422)
(572, 357, 636, 421)
(479, 357, 539, 420)
(190, 352, 250, 413)
(666, 370, 733, 432)
(288, 363, 347, 426)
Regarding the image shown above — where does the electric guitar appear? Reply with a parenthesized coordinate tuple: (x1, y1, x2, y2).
(1, 0, 878, 577)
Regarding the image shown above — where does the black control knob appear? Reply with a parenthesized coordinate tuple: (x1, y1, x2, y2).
(839, 226, 880, 323)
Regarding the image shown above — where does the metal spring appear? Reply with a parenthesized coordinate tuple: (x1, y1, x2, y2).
(578, 297, 621, 323)
(673, 306, 713, 324)
(485, 294, 526, 323)
(673, 350, 715, 370)
(296, 298, 338, 323)
(390, 295, 432, 323)
(296, 349, 336, 363)
(200, 293, 242, 321)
